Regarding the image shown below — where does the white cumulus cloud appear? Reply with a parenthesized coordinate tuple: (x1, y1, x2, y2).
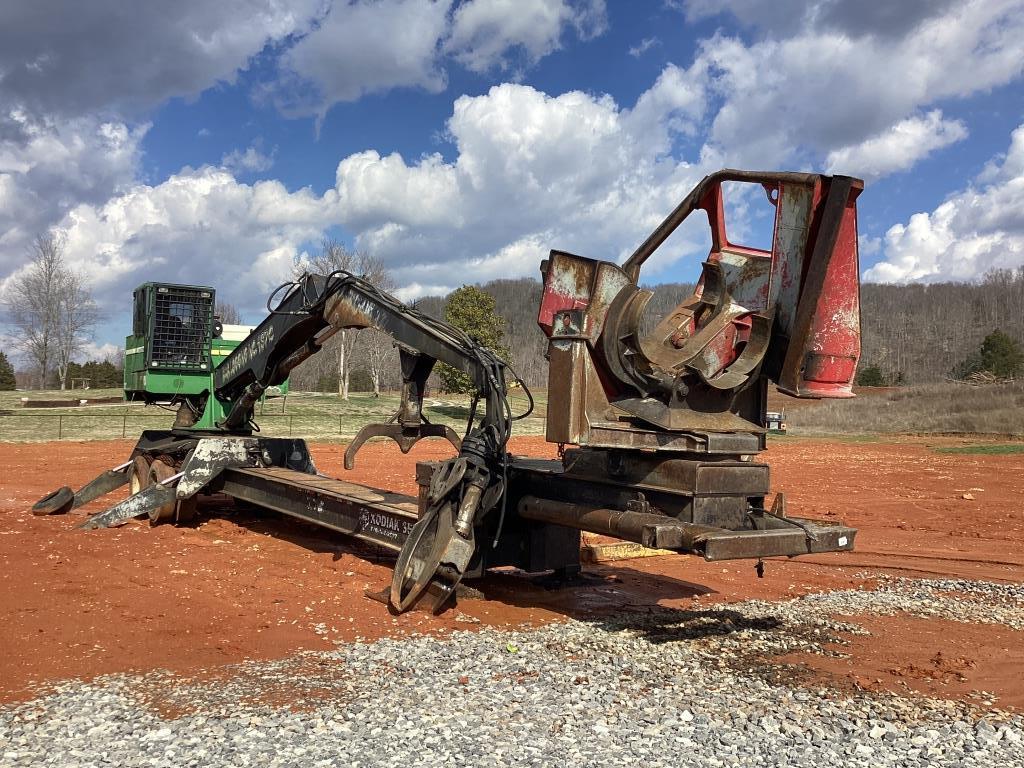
(269, 0, 453, 122)
(0, 112, 147, 278)
(0, 0, 321, 119)
(30, 70, 720, 316)
(677, 0, 1024, 170)
(825, 111, 968, 183)
(221, 143, 276, 174)
(682, 0, 964, 40)
(447, 0, 607, 73)
(330, 77, 717, 295)
(48, 167, 340, 315)
(864, 123, 1024, 282)
(629, 37, 660, 58)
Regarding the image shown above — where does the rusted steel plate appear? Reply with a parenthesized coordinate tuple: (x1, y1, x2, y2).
(219, 467, 419, 551)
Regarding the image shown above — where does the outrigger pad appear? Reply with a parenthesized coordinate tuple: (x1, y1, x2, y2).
(32, 486, 75, 516)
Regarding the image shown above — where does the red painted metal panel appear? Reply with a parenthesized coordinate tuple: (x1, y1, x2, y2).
(795, 190, 862, 397)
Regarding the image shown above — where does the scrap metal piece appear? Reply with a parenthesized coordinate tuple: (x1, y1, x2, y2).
(32, 486, 75, 516)
(78, 479, 179, 529)
(32, 461, 132, 515)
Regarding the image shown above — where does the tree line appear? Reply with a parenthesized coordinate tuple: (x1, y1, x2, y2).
(416, 273, 1024, 389)
(858, 268, 1024, 384)
(291, 262, 1024, 392)
(5, 232, 1021, 393)
(62, 359, 124, 389)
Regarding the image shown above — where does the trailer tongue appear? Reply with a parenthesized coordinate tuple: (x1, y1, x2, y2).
(34, 170, 863, 613)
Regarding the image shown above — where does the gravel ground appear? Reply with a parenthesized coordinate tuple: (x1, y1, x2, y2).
(3, 577, 1024, 768)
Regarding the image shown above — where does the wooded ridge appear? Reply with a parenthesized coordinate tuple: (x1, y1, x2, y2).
(410, 268, 1024, 388)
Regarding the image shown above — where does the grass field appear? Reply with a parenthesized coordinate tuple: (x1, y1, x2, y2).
(0, 387, 546, 443)
(932, 443, 1024, 455)
(785, 380, 1024, 438)
(3, 380, 1021, 443)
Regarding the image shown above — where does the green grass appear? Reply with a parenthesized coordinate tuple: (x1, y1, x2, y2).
(766, 431, 881, 444)
(0, 387, 546, 443)
(932, 443, 1024, 455)
(786, 380, 1024, 437)
(796, 433, 880, 442)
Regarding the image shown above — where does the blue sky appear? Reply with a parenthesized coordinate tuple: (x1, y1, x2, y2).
(1, 0, 1023, 357)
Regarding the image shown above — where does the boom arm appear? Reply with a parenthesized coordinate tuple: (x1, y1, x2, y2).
(210, 270, 522, 611)
(212, 271, 511, 436)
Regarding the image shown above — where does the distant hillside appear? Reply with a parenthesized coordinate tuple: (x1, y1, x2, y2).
(289, 268, 1024, 392)
(418, 268, 1024, 388)
(859, 270, 1024, 383)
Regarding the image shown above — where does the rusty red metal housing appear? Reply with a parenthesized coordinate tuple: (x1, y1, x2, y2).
(538, 169, 863, 452)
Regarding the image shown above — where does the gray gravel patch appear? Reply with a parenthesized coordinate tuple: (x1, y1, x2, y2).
(729, 575, 1024, 630)
(3, 577, 1024, 767)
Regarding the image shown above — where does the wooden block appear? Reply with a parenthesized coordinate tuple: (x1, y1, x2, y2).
(581, 541, 675, 563)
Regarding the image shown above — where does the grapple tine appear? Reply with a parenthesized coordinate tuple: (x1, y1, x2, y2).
(344, 422, 461, 470)
(78, 482, 178, 530)
(70, 468, 131, 509)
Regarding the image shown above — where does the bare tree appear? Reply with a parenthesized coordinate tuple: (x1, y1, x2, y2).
(360, 328, 396, 396)
(354, 266, 397, 397)
(295, 239, 391, 399)
(215, 301, 242, 325)
(5, 234, 97, 389)
(54, 269, 98, 390)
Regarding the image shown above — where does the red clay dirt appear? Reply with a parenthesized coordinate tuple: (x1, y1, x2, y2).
(1, 435, 1022, 707)
(780, 613, 1024, 710)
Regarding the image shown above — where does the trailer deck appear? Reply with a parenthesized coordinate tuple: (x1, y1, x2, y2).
(217, 467, 419, 553)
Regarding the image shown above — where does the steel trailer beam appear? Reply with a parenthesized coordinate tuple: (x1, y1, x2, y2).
(516, 495, 856, 560)
(216, 467, 419, 552)
(216, 466, 856, 565)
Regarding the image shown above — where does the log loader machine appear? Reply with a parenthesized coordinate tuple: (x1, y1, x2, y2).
(33, 170, 863, 613)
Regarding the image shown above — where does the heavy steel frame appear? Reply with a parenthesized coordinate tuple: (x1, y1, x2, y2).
(33, 169, 863, 614)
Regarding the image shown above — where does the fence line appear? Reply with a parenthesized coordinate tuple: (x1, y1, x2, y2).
(0, 412, 313, 440)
